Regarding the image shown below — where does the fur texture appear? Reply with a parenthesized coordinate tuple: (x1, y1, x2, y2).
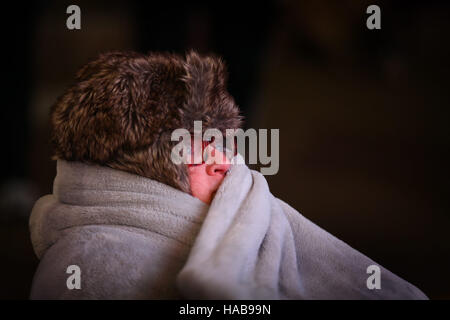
(50, 50, 242, 193)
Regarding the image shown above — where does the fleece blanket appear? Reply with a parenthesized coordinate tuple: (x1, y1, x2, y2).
(29, 160, 427, 299)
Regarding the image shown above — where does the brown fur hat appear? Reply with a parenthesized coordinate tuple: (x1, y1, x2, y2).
(50, 50, 243, 193)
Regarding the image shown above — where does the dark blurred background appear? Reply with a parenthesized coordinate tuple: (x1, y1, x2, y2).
(1, 0, 449, 299)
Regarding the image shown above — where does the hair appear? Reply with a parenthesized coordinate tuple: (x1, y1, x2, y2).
(50, 50, 242, 193)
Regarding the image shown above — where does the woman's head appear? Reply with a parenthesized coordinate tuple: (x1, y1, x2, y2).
(50, 50, 242, 195)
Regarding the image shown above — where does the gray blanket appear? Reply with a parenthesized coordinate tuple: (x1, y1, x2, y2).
(29, 160, 427, 299)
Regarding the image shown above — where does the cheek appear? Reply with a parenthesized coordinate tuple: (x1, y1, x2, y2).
(187, 166, 208, 192)
(187, 165, 227, 204)
(188, 166, 213, 203)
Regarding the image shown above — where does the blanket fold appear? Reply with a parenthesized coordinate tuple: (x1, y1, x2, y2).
(29, 160, 427, 299)
(29, 160, 209, 299)
(176, 162, 427, 299)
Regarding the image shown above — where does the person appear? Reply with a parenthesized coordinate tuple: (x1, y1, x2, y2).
(29, 50, 427, 299)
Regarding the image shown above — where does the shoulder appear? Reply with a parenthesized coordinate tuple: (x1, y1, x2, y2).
(30, 225, 188, 299)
